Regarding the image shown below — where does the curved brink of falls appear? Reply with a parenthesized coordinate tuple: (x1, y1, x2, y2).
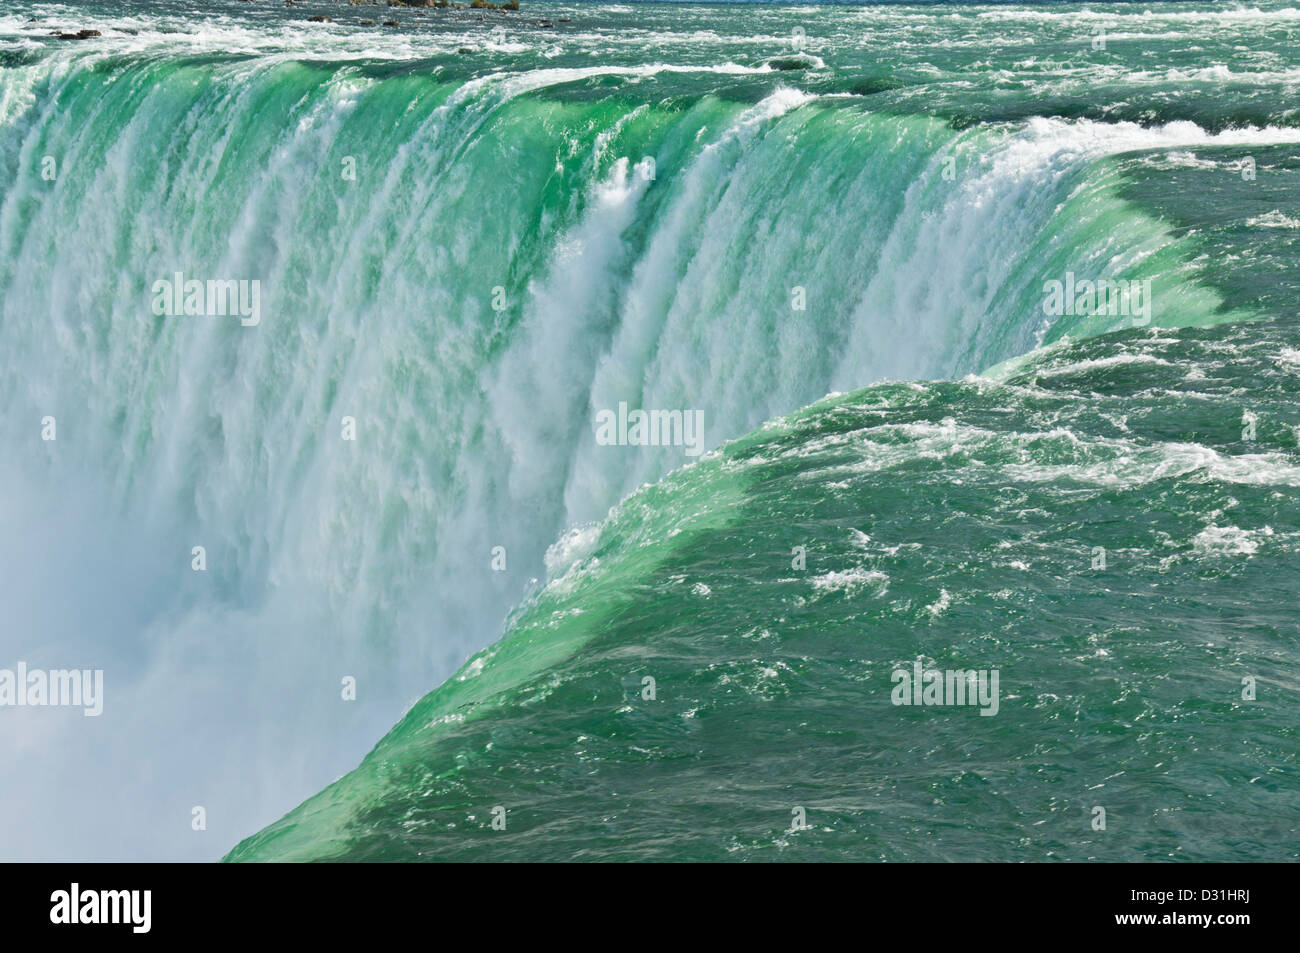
(0, 2, 1296, 861)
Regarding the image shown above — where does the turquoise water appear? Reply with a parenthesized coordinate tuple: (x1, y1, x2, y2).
(0, 1, 1296, 861)
(232, 320, 1300, 861)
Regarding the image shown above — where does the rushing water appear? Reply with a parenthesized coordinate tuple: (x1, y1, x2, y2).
(0, 0, 1296, 860)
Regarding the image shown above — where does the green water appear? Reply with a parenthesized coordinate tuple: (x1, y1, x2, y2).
(0, 0, 1296, 861)
(228, 315, 1300, 862)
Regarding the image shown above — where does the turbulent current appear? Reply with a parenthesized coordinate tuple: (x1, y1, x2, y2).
(0, 0, 1297, 861)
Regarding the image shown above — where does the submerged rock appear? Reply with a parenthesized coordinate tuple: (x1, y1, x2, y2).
(765, 52, 824, 72)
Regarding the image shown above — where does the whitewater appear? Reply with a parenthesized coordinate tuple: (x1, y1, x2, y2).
(0, 0, 1297, 861)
